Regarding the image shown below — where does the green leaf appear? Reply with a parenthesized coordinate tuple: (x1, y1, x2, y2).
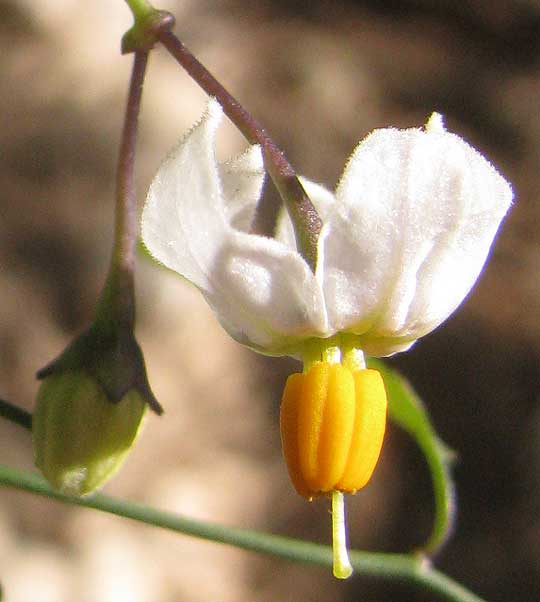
(368, 358, 456, 556)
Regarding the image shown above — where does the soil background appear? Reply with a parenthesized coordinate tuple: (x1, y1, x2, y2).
(1, 1, 539, 601)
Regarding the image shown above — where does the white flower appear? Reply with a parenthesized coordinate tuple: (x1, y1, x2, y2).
(142, 100, 512, 357)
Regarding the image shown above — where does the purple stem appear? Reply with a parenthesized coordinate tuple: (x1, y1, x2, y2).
(157, 29, 321, 271)
(99, 51, 149, 329)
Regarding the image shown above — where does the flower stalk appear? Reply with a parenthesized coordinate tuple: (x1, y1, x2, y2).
(123, 0, 323, 270)
(156, 29, 322, 272)
(97, 50, 148, 333)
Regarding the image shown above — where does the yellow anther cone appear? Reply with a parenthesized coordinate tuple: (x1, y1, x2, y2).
(280, 361, 387, 579)
(337, 369, 387, 492)
(280, 363, 387, 499)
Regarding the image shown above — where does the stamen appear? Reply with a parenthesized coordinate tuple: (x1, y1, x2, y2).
(331, 490, 353, 579)
(323, 346, 341, 364)
(342, 346, 366, 372)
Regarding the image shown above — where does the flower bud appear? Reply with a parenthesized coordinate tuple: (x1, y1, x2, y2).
(33, 370, 147, 496)
(32, 316, 161, 496)
(280, 363, 387, 499)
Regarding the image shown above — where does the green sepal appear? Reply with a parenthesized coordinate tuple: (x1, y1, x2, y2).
(368, 358, 456, 556)
(37, 323, 162, 414)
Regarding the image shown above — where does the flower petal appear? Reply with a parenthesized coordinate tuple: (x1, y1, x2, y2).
(204, 230, 328, 353)
(219, 144, 266, 232)
(142, 99, 328, 352)
(142, 99, 228, 291)
(323, 115, 512, 355)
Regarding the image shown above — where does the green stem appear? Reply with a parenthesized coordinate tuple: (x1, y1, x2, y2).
(124, 0, 154, 20)
(0, 399, 32, 431)
(368, 358, 455, 556)
(0, 463, 487, 602)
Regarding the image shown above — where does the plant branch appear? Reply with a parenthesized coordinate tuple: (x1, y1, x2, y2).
(0, 463, 487, 602)
(0, 399, 32, 431)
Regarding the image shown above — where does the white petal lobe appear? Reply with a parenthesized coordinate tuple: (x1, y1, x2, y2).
(142, 99, 328, 352)
(219, 145, 265, 231)
(142, 99, 226, 291)
(323, 120, 512, 355)
(205, 231, 328, 352)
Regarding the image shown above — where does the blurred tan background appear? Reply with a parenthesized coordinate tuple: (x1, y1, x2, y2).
(1, 0, 539, 600)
